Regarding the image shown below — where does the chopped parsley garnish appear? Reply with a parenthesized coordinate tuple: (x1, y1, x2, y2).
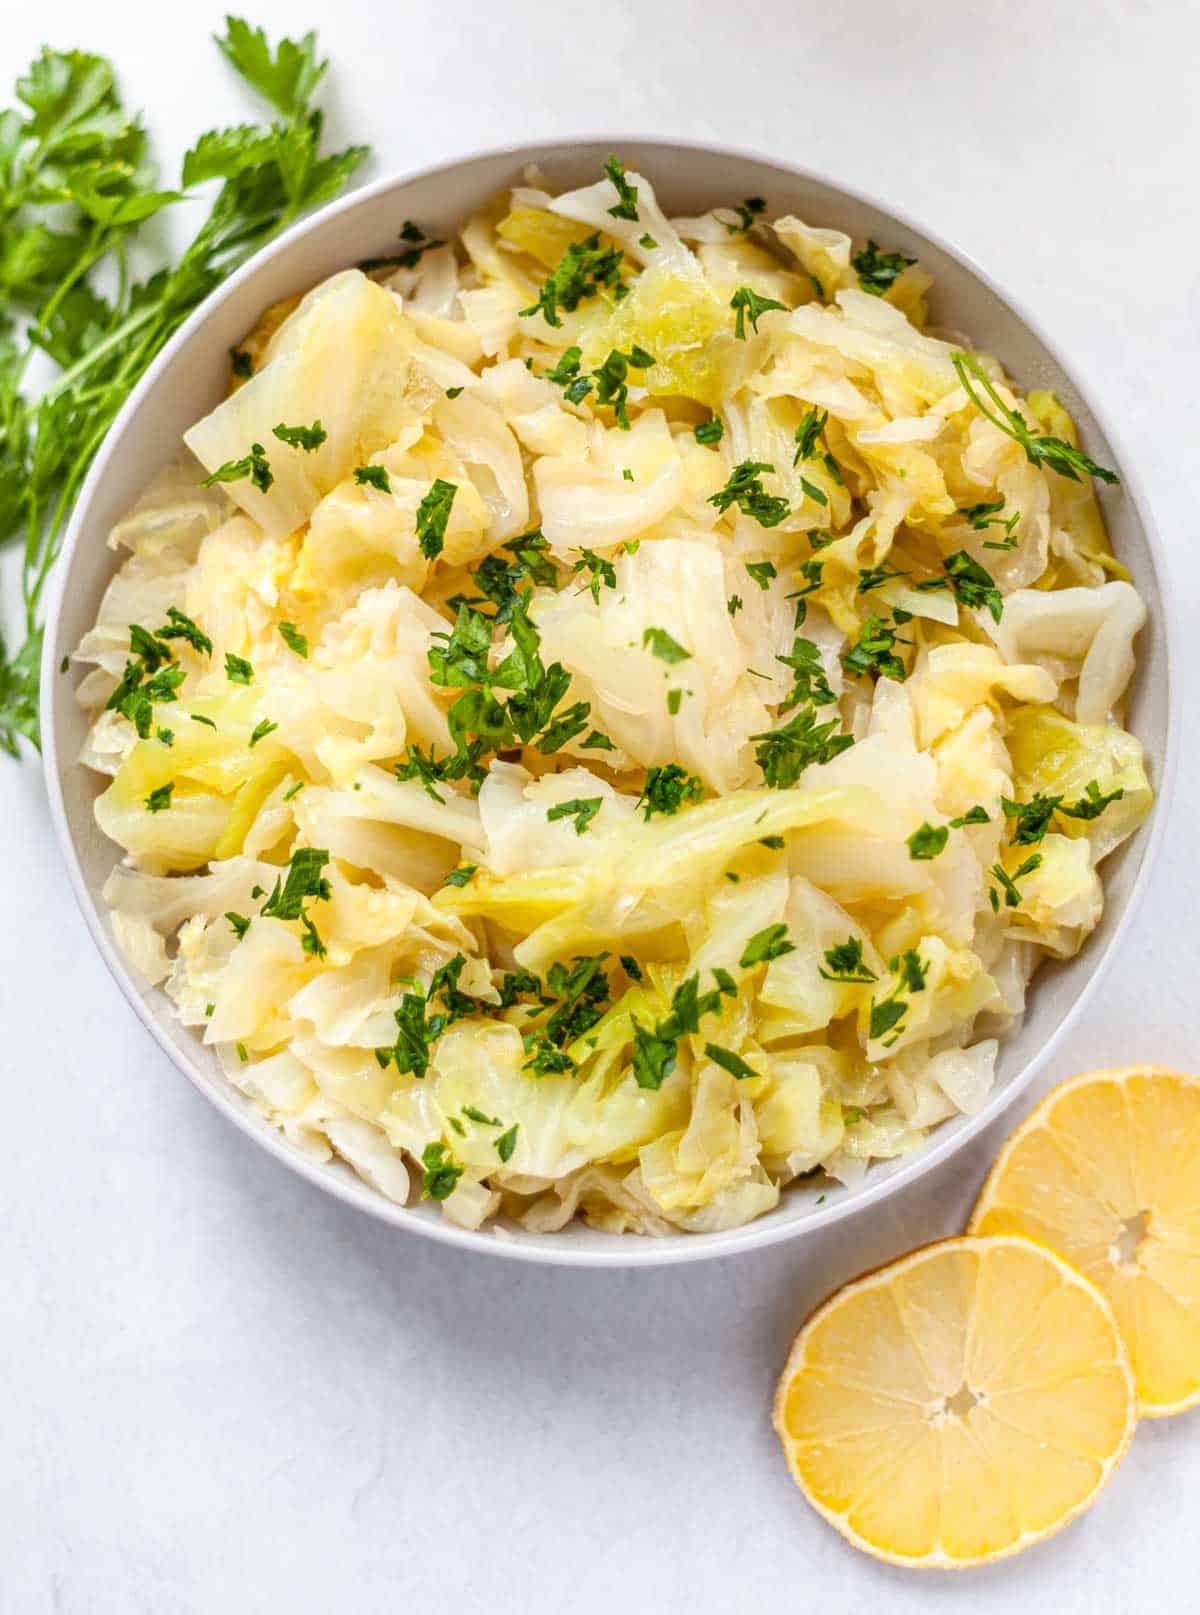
(415, 478, 457, 560)
(777, 636, 836, 713)
(950, 805, 990, 827)
(157, 607, 212, 657)
(248, 718, 277, 748)
(819, 939, 877, 984)
(229, 347, 253, 379)
(730, 286, 786, 339)
(105, 657, 184, 738)
(545, 345, 584, 386)
(727, 595, 743, 616)
(920, 550, 1004, 623)
(581, 728, 616, 752)
(202, 441, 273, 493)
(520, 232, 624, 327)
(721, 197, 766, 235)
(547, 796, 602, 835)
(1001, 781, 1123, 845)
(144, 782, 174, 812)
(759, 834, 785, 849)
(354, 464, 391, 493)
(745, 560, 777, 590)
(695, 418, 724, 445)
(224, 652, 253, 685)
(156, 728, 174, 746)
(522, 1036, 576, 1077)
(709, 460, 790, 528)
(787, 559, 825, 627)
(857, 563, 908, 595)
(260, 846, 331, 922)
(443, 864, 477, 888)
(462, 1105, 502, 1127)
(588, 345, 654, 429)
(752, 705, 854, 788)
(642, 626, 691, 664)
(990, 853, 1043, 911)
(420, 1142, 463, 1201)
(639, 233, 658, 250)
(604, 155, 639, 219)
(190, 713, 217, 730)
(637, 763, 704, 820)
(572, 547, 617, 602)
(869, 948, 928, 1044)
(454, 528, 558, 625)
(740, 923, 795, 968)
(907, 822, 949, 860)
(667, 688, 683, 715)
(495, 1123, 519, 1163)
(853, 239, 916, 296)
(704, 1042, 759, 1080)
(960, 497, 1021, 549)
(283, 780, 304, 802)
(271, 419, 326, 452)
(277, 621, 309, 658)
(630, 970, 733, 1090)
(793, 408, 829, 464)
(226, 911, 251, 940)
(619, 955, 643, 981)
(842, 614, 908, 682)
(951, 351, 1118, 485)
(359, 219, 445, 273)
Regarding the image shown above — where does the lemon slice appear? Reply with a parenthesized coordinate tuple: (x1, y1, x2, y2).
(972, 1065, 1200, 1416)
(773, 1235, 1135, 1568)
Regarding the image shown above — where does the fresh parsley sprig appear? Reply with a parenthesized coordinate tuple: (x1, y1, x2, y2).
(0, 19, 367, 757)
(951, 351, 1118, 486)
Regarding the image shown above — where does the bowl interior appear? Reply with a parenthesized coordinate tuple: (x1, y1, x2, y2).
(42, 139, 1172, 1267)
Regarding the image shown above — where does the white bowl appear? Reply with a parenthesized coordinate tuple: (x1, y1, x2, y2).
(42, 138, 1177, 1268)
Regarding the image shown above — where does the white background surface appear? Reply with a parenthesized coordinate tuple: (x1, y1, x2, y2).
(3, 0, 1198, 1608)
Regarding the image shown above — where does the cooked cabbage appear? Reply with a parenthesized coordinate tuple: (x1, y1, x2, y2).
(75, 160, 1152, 1238)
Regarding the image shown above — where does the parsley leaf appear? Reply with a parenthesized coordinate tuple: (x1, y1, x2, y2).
(520, 232, 624, 327)
(443, 864, 477, 888)
(951, 351, 1118, 485)
(642, 626, 691, 664)
(729, 286, 786, 339)
(415, 478, 457, 560)
(745, 560, 777, 590)
(695, 418, 724, 445)
(248, 717, 277, 748)
(709, 460, 790, 528)
(704, 1042, 759, 1080)
(637, 763, 704, 820)
(921, 550, 1004, 623)
(603, 154, 639, 220)
(271, 418, 326, 452)
(853, 239, 916, 296)
(950, 805, 991, 827)
(225, 911, 251, 940)
(420, 1142, 463, 1201)
(358, 219, 444, 273)
(260, 846, 331, 921)
(990, 853, 1043, 910)
(961, 497, 1021, 549)
(842, 614, 908, 683)
(907, 822, 949, 860)
(572, 547, 616, 602)
(354, 464, 390, 493)
(202, 441, 273, 492)
(819, 939, 877, 983)
(495, 1123, 519, 1163)
(547, 796, 602, 835)
(751, 705, 854, 788)
(277, 621, 309, 657)
(740, 923, 795, 968)
(224, 651, 253, 685)
(144, 782, 174, 812)
(776, 636, 836, 712)
(157, 607, 212, 657)
(721, 197, 766, 235)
